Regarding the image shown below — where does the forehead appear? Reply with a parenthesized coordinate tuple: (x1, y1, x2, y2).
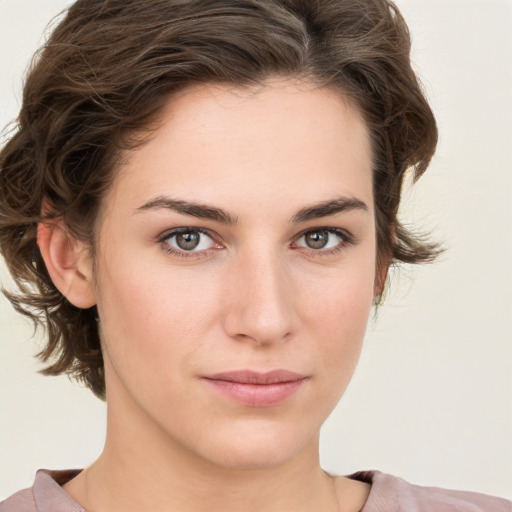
(106, 79, 373, 218)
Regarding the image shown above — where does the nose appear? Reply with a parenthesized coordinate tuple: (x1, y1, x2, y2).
(222, 250, 298, 346)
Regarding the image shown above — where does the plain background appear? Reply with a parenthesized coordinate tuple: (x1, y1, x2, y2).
(1, 0, 511, 501)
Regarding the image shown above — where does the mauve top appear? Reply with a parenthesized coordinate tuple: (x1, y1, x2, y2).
(0, 469, 510, 511)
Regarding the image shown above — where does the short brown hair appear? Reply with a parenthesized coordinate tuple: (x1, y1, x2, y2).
(0, 0, 439, 399)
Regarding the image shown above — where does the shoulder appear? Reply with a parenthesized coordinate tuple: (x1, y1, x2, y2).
(1, 469, 84, 512)
(0, 488, 36, 512)
(349, 470, 512, 512)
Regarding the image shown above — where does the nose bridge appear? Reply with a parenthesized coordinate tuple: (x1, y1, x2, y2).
(223, 246, 296, 344)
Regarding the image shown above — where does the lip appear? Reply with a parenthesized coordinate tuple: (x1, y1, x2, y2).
(202, 370, 308, 407)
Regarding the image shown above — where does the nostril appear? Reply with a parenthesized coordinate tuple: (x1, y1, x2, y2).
(221, 257, 298, 344)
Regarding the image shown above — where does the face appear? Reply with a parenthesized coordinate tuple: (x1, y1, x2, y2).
(92, 79, 378, 469)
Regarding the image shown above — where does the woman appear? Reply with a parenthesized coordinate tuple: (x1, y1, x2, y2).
(0, 1, 510, 510)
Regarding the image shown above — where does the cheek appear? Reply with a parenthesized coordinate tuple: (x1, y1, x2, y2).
(94, 255, 222, 379)
(298, 259, 375, 380)
(299, 252, 375, 328)
(319, 288, 372, 366)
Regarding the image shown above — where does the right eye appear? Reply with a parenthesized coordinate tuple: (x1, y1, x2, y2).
(160, 228, 220, 257)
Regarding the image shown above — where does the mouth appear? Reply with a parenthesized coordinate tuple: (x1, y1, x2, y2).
(201, 370, 308, 407)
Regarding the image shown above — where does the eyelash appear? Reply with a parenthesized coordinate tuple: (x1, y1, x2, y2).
(292, 227, 355, 257)
(157, 227, 355, 259)
(158, 227, 218, 259)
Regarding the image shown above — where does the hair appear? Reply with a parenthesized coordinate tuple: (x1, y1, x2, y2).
(0, 0, 439, 399)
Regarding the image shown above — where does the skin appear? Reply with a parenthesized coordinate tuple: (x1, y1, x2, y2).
(42, 79, 383, 511)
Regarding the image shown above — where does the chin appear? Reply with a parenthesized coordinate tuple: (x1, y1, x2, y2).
(188, 417, 318, 470)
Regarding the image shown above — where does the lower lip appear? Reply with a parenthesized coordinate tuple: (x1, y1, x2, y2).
(203, 379, 306, 407)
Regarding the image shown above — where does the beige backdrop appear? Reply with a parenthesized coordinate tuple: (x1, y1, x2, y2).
(1, 0, 511, 500)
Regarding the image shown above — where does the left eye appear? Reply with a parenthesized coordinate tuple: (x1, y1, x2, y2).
(163, 229, 216, 252)
(295, 229, 344, 250)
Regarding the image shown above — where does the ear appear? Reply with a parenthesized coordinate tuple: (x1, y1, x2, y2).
(373, 262, 390, 303)
(374, 226, 395, 303)
(37, 220, 96, 309)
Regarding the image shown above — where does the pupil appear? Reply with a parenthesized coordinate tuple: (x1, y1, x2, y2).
(176, 231, 200, 250)
(306, 231, 328, 249)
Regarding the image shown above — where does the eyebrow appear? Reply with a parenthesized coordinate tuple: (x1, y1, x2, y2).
(290, 196, 368, 223)
(135, 195, 368, 224)
(136, 196, 238, 224)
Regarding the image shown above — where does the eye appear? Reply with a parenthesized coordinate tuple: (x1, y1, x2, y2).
(161, 228, 218, 254)
(294, 228, 350, 253)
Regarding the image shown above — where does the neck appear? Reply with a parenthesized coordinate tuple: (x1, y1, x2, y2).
(71, 383, 338, 512)
(85, 446, 336, 512)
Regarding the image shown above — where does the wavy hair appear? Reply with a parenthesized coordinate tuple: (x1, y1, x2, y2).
(0, 0, 439, 398)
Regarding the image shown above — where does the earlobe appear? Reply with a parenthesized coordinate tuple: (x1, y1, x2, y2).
(37, 220, 96, 309)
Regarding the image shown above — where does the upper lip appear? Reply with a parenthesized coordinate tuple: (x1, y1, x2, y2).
(203, 370, 307, 385)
